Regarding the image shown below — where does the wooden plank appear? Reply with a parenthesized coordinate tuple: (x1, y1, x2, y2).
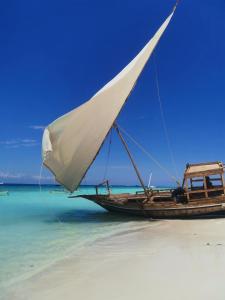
(191, 178, 204, 182)
(191, 178, 222, 182)
(208, 178, 222, 182)
(185, 186, 224, 194)
(185, 169, 224, 178)
(203, 176, 208, 198)
(188, 161, 220, 167)
(221, 174, 225, 195)
(185, 178, 190, 201)
(184, 161, 224, 179)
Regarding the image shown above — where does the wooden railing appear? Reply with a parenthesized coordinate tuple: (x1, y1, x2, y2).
(95, 180, 111, 195)
(186, 186, 224, 194)
(185, 185, 225, 200)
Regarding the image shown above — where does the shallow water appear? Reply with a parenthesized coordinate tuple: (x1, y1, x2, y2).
(0, 185, 148, 291)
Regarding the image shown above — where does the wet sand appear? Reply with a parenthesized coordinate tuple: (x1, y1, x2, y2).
(3, 218, 225, 300)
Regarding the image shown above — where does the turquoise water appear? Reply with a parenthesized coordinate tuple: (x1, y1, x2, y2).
(0, 185, 145, 292)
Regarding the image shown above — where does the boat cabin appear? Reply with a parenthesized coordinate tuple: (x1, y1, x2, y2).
(183, 162, 225, 201)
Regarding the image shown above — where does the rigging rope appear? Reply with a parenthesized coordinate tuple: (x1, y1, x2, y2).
(117, 124, 179, 185)
(102, 128, 112, 181)
(38, 162, 44, 193)
(153, 54, 179, 180)
(38, 162, 62, 223)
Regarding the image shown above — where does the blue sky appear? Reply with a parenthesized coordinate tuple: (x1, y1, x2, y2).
(1, 0, 225, 186)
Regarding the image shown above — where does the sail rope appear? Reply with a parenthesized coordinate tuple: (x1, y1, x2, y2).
(38, 162, 44, 193)
(38, 162, 63, 223)
(153, 54, 179, 180)
(102, 129, 112, 181)
(117, 124, 179, 185)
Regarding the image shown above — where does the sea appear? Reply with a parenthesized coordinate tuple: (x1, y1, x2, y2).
(0, 184, 154, 294)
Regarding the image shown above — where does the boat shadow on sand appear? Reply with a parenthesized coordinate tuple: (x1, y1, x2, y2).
(45, 209, 225, 224)
(46, 209, 157, 224)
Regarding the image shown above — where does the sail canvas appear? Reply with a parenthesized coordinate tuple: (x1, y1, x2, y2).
(42, 10, 175, 192)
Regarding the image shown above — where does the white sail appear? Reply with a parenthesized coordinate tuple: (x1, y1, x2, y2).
(42, 9, 175, 192)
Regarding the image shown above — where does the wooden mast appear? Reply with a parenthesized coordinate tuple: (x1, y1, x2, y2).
(114, 123, 148, 196)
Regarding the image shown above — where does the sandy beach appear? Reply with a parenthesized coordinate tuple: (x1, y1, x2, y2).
(3, 218, 225, 300)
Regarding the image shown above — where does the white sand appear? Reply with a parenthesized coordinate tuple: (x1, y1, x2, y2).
(3, 218, 225, 300)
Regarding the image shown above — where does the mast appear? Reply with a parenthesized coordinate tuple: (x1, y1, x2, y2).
(148, 172, 152, 188)
(114, 123, 148, 195)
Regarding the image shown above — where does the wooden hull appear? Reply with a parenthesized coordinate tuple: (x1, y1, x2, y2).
(96, 201, 225, 218)
(77, 193, 225, 218)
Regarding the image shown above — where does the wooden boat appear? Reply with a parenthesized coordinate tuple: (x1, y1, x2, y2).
(72, 162, 225, 218)
(42, 3, 225, 218)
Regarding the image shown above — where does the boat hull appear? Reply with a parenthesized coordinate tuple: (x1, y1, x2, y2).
(95, 201, 225, 218)
(76, 193, 225, 218)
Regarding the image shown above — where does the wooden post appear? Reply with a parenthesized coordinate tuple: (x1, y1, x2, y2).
(221, 174, 225, 195)
(114, 123, 149, 198)
(106, 180, 111, 195)
(95, 185, 98, 195)
(203, 176, 208, 198)
(185, 178, 190, 201)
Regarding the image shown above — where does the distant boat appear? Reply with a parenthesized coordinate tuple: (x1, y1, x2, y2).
(42, 3, 225, 218)
(0, 191, 9, 196)
(0, 182, 9, 195)
(49, 189, 68, 194)
(147, 172, 155, 189)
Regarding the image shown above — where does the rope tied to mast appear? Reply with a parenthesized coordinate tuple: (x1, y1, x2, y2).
(173, 0, 180, 12)
(102, 128, 113, 181)
(153, 54, 179, 181)
(116, 123, 180, 185)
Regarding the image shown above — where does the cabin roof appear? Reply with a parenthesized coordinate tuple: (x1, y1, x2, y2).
(184, 162, 224, 178)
